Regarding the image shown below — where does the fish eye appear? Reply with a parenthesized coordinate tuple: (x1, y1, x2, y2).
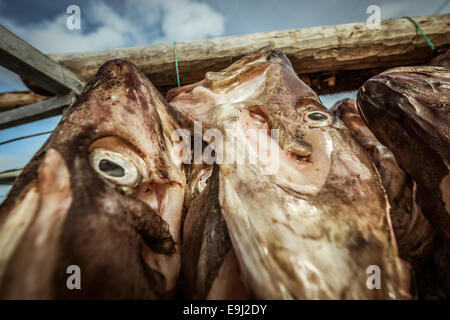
(307, 112, 328, 121)
(98, 159, 125, 177)
(303, 110, 332, 127)
(196, 169, 212, 193)
(89, 149, 141, 187)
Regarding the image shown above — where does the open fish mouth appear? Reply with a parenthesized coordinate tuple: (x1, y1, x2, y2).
(180, 163, 248, 299)
(138, 182, 184, 291)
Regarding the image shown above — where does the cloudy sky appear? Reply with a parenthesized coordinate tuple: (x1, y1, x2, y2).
(0, 0, 449, 198)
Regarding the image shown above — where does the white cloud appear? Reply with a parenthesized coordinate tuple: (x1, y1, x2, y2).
(157, 0, 225, 43)
(0, 0, 226, 54)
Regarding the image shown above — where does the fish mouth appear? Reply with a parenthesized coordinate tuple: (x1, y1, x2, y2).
(275, 129, 333, 195)
(88, 135, 184, 293)
(137, 182, 184, 292)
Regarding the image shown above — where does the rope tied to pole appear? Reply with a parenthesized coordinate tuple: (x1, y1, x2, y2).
(403, 16, 435, 50)
(173, 41, 181, 87)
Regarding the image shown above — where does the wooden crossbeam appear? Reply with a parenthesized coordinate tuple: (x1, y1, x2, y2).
(0, 90, 48, 112)
(0, 14, 449, 122)
(48, 13, 449, 94)
(0, 93, 74, 130)
(0, 25, 85, 95)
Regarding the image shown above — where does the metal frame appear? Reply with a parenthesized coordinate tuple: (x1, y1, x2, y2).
(0, 25, 86, 184)
(0, 25, 85, 128)
(0, 168, 22, 185)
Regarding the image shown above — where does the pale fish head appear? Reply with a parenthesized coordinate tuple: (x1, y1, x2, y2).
(168, 47, 410, 299)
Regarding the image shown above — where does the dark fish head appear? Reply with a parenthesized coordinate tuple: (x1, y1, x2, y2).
(331, 99, 435, 264)
(357, 66, 450, 167)
(0, 60, 185, 299)
(357, 66, 450, 244)
(168, 47, 409, 299)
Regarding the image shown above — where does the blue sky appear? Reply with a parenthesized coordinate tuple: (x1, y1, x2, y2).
(0, 0, 449, 199)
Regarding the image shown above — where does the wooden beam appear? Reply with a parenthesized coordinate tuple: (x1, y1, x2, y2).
(46, 13, 449, 94)
(0, 168, 22, 185)
(0, 25, 85, 95)
(0, 90, 48, 112)
(0, 93, 74, 130)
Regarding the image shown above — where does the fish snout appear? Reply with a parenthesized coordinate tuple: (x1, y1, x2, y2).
(285, 138, 312, 159)
(273, 119, 313, 160)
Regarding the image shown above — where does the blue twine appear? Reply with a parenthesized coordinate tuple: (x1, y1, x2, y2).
(173, 41, 181, 87)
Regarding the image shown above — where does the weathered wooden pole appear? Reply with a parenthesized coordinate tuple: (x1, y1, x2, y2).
(1, 14, 449, 118)
(49, 13, 449, 93)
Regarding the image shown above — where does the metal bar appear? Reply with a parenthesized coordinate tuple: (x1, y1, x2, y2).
(0, 25, 85, 95)
(0, 93, 74, 129)
(0, 130, 53, 146)
(0, 168, 22, 185)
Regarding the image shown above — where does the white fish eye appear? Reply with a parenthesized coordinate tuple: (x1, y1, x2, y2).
(303, 110, 332, 127)
(89, 149, 141, 187)
(196, 169, 212, 193)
